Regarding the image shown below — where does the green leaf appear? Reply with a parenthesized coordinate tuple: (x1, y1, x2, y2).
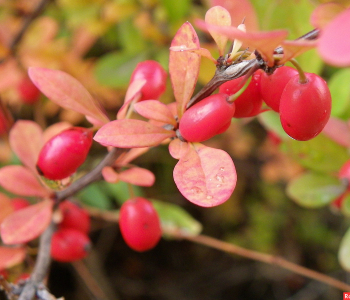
(151, 200, 202, 237)
(340, 193, 350, 216)
(159, 0, 191, 24)
(339, 226, 350, 271)
(329, 68, 350, 120)
(258, 110, 290, 140)
(287, 172, 344, 208)
(117, 18, 147, 54)
(94, 51, 148, 88)
(77, 183, 112, 210)
(101, 181, 143, 206)
(283, 134, 349, 173)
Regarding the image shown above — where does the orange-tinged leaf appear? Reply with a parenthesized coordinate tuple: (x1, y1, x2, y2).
(0, 193, 14, 224)
(116, 147, 150, 166)
(310, 2, 345, 29)
(102, 166, 119, 183)
(119, 167, 155, 187)
(168, 139, 189, 159)
(9, 120, 43, 173)
(173, 143, 236, 207)
(0, 166, 50, 197)
(133, 100, 177, 126)
(1, 200, 53, 245)
(195, 19, 288, 66)
(169, 46, 217, 63)
(279, 39, 317, 65)
(28, 67, 109, 124)
(94, 119, 176, 148)
(0, 246, 26, 270)
(169, 22, 201, 118)
(205, 6, 231, 55)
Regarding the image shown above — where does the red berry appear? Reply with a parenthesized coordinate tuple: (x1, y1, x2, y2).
(119, 197, 161, 252)
(51, 228, 91, 262)
(17, 77, 41, 105)
(59, 201, 90, 233)
(260, 66, 298, 112)
(178, 93, 235, 142)
(130, 60, 167, 101)
(219, 70, 263, 118)
(36, 127, 93, 180)
(11, 198, 30, 211)
(279, 73, 331, 141)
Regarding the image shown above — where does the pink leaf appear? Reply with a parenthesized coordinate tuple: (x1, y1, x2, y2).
(205, 6, 231, 55)
(9, 120, 43, 173)
(195, 19, 288, 66)
(116, 147, 150, 166)
(28, 67, 109, 124)
(279, 39, 317, 65)
(133, 100, 177, 126)
(318, 8, 350, 66)
(210, 0, 259, 31)
(1, 200, 53, 245)
(119, 167, 155, 187)
(169, 22, 201, 118)
(173, 143, 237, 207)
(310, 2, 345, 29)
(0, 166, 50, 197)
(102, 166, 119, 183)
(168, 139, 189, 159)
(322, 117, 350, 148)
(43, 121, 72, 143)
(0, 193, 14, 224)
(0, 246, 26, 270)
(94, 119, 175, 148)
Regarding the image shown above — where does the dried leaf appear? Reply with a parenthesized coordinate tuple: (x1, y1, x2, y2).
(1, 200, 53, 245)
(94, 119, 175, 148)
(28, 67, 109, 124)
(173, 143, 236, 207)
(0, 165, 49, 197)
(119, 167, 155, 187)
(169, 22, 201, 118)
(0, 246, 26, 270)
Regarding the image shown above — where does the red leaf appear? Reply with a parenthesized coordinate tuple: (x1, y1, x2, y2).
(0, 166, 50, 197)
(318, 8, 350, 66)
(310, 2, 345, 29)
(94, 119, 175, 148)
(210, 0, 259, 31)
(28, 67, 109, 124)
(173, 143, 237, 207)
(0, 246, 26, 270)
(168, 139, 189, 159)
(205, 6, 231, 55)
(279, 40, 317, 65)
(9, 120, 43, 173)
(0, 193, 14, 224)
(119, 167, 155, 187)
(1, 200, 53, 245)
(133, 100, 177, 126)
(195, 19, 288, 66)
(169, 22, 201, 118)
(102, 166, 119, 183)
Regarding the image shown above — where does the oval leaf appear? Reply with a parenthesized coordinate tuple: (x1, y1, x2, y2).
(173, 143, 236, 207)
(339, 226, 350, 271)
(9, 120, 43, 173)
(28, 67, 109, 124)
(1, 200, 53, 245)
(94, 119, 175, 148)
(0, 246, 26, 270)
(102, 166, 120, 183)
(205, 6, 231, 55)
(310, 2, 345, 29)
(286, 172, 345, 208)
(279, 39, 317, 65)
(119, 167, 155, 187)
(322, 117, 350, 148)
(0, 166, 50, 197)
(133, 100, 177, 126)
(169, 22, 201, 118)
(168, 139, 190, 159)
(116, 147, 150, 166)
(0, 193, 14, 224)
(43, 122, 72, 144)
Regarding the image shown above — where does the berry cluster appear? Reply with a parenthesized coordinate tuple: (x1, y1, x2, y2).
(119, 197, 162, 252)
(177, 66, 331, 143)
(51, 201, 91, 262)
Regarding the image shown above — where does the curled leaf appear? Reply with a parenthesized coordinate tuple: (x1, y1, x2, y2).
(28, 67, 109, 124)
(173, 143, 236, 207)
(0, 246, 26, 270)
(94, 119, 175, 148)
(1, 200, 53, 245)
(119, 167, 155, 187)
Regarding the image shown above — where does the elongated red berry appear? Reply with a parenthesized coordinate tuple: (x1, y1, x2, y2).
(36, 127, 93, 180)
(130, 60, 167, 101)
(59, 201, 90, 233)
(219, 70, 263, 118)
(279, 73, 331, 141)
(17, 77, 41, 105)
(178, 93, 235, 142)
(119, 197, 161, 252)
(260, 66, 298, 112)
(51, 228, 91, 262)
